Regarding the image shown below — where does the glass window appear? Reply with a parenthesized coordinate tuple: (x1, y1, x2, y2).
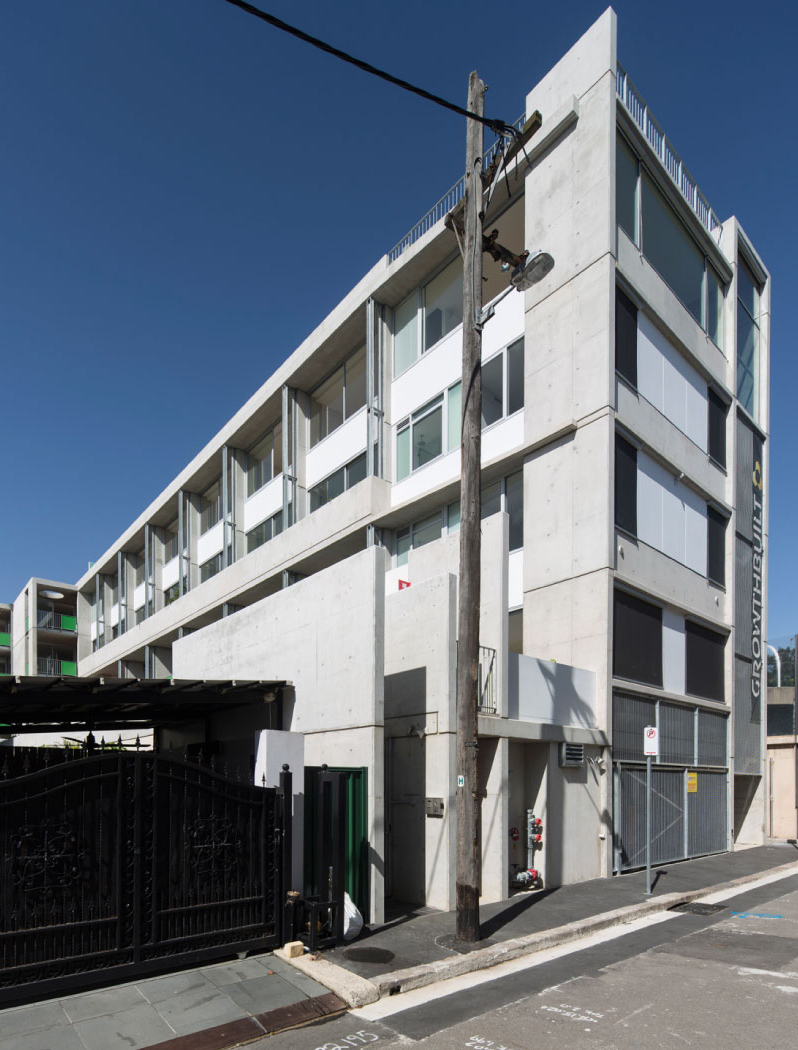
(707, 507, 726, 587)
(482, 354, 504, 428)
(345, 345, 367, 419)
(481, 480, 501, 519)
(737, 261, 758, 320)
(200, 552, 223, 583)
(247, 510, 283, 553)
(507, 339, 524, 415)
(346, 452, 367, 487)
(737, 259, 760, 419)
(615, 435, 637, 535)
(424, 257, 463, 350)
(613, 590, 662, 687)
(616, 137, 638, 244)
(396, 527, 411, 566)
(685, 621, 725, 702)
(247, 430, 274, 496)
(447, 500, 461, 532)
(396, 425, 411, 481)
(134, 552, 145, 586)
(394, 293, 419, 376)
(737, 301, 758, 416)
(412, 400, 442, 470)
(310, 366, 344, 446)
(615, 288, 638, 385)
(200, 479, 222, 534)
(448, 381, 462, 451)
(164, 521, 179, 562)
(708, 389, 727, 468)
(707, 266, 724, 349)
(641, 173, 705, 325)
(506, 470, 523, 550)
(413, 511, 442, 550)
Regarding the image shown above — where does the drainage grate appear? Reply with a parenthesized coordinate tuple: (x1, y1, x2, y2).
(670, 902, 727, 916)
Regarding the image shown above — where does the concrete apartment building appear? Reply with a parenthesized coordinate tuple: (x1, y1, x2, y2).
(3, 10, 770, 924)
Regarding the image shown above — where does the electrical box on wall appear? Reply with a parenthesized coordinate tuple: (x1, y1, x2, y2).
(559, 742, 585, 767)
(425, 798, 444, 817)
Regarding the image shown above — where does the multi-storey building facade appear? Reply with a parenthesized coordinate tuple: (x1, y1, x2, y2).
(4, 11, 770, 924)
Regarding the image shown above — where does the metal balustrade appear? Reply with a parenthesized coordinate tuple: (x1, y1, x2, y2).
(388, 114, 526, 263)
(478, 645, 498, 714)
(36, 609, 77, 631)
(616, 64, 721, 236)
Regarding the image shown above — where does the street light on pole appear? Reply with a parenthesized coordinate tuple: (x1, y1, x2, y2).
(450, 74, 553, 942)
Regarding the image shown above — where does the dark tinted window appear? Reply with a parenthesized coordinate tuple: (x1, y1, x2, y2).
(708, 389, 727, 468)
(613, 590, 662, 686)
(685, 621, 725, 702)
(615, 288, 638, 386)
(615, 435, 637, 535)
(707, 507, 727, 586)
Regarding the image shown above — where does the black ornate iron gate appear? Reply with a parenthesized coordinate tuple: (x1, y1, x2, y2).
(0, 748, 291, 1004)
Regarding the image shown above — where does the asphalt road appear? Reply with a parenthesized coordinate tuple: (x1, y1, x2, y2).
(253, 874, 798, 1050)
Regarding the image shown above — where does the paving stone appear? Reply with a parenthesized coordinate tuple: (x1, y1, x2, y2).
(0, 1026, 85, 1050)
(151, 987, 244, 1036)
(138, 971, 218, 1004)
(224, 973, 310, 1015)
(61, 985, 146, 1023)
(0, 1000, 71, 1037)
(72, 1002, 176, 1050)
(198, 957, 274, 988)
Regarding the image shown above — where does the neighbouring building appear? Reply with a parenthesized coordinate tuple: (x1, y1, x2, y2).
(4, 10, 770, 923)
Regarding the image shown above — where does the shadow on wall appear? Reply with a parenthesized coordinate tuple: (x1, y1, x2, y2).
(509, 653, 597, 730)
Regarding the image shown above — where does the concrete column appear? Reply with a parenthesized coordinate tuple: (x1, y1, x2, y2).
(77, 590, 93, 663)
(479, 735, 509, 902)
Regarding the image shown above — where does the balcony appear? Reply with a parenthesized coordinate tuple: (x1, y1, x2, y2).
(37, 657, 77, 676)
(36, 610, 77, 632)
(0, 630, 10, 648)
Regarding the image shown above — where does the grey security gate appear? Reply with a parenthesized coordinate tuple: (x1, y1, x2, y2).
(0, 747, 291, 1005)
(613, 692, 729, 872)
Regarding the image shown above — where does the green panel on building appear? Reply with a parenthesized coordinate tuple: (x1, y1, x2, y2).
(61, 661, 77, 677)
(61, 615, 77, 632)
(0, 632, 10, 648)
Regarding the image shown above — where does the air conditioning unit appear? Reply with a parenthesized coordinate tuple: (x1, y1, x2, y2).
(559, 742, 585, 767)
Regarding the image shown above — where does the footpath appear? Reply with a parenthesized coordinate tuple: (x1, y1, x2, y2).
(3, 842, 796, 1050)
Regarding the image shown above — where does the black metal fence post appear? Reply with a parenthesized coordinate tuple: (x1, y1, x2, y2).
(278, 763, 293, 944)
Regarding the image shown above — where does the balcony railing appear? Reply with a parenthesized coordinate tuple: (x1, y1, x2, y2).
(37, 610, 77, 632)
(0, 631, 10, 648)
(478, 645, 498, 714)
(616, 64, 721, 236)
(388, 114, 526, 263)
(37, 657, 77, 676)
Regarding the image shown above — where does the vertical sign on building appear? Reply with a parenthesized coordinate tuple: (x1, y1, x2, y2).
(751, 437, 764, 705)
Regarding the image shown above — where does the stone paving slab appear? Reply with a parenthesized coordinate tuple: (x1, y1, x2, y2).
(0, 951, 330, 1050)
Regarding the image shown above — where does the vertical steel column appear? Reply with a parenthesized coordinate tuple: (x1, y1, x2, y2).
(117, 551, 125, 636)
(222, 445, 230, 568)
(281, 385, 294, 527)
(144, 525, 150, 619)
(178, 490, 185, 597)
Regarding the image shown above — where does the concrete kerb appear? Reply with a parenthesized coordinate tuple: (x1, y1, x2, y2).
(275, 859, 798, 1004)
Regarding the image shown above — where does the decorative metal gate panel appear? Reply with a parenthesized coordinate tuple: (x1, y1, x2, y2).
(0, 748, 289, 1004)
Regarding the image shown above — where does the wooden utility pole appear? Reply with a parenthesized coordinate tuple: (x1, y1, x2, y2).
(455, 70, 485, 943)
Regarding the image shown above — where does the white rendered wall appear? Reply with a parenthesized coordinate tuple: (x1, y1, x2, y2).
(162, 557, 179, 590)
(305, 408, 367, 489)
(507, 653, 597, 728)
(197, 520, 224, 566)
(244, 473, 283, 533)
(172, 546, 387, 923)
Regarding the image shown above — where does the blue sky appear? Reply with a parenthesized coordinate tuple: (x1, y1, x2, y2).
(1, 1, 794, 641)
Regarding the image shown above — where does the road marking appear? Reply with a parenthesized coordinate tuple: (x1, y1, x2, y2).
(353, 911, 676, 1020)
(354, 865, 798, 1022)
(730, 911, 784, 919)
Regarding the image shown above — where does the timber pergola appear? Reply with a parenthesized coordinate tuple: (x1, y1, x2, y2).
(0, 676, 287, 734)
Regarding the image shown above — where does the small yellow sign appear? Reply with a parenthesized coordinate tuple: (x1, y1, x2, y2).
(687, 772, 698, 793)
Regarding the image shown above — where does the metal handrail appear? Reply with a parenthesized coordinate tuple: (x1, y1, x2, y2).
(36, 610, 76, 631)
(388, 114, 526, 263)
(478, 645, 498, 714)
(616, 64, 721, 236)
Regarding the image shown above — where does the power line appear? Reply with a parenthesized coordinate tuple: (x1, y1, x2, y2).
(221, 0, 514, 136)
